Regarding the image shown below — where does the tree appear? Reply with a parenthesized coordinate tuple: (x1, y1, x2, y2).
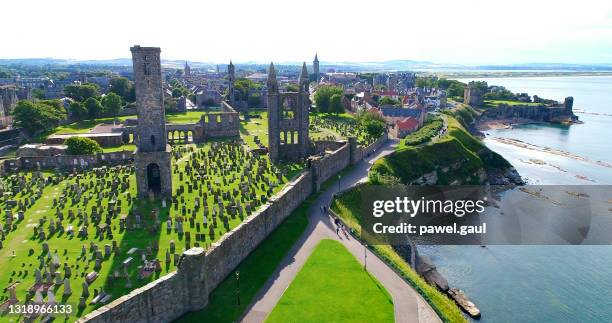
(447, 83, 465, 98)
(436, 78, 452, 89)
(286, 83, 299, 92)
(247, 94, 262, 107)
(65, 136, 102, 155)
(64, 83, 99, 102)
(102, 92, 122, 117)
(12, 100, 66, 134)
(314, 85, 343, 113)
(109, 77, 134, 101)
(363, 119, 385, 138)
(357, 110, 386, 138)
(329, 94, 344, 114)
(234, 78, 260, 101)
(470, 81, 488, 94)
(84, 97, 103, 119)
(32, 88, 46, 100)
(69, 101, 87, 119)
(378, 96, 401, 106)
(172, 88, 184, 98)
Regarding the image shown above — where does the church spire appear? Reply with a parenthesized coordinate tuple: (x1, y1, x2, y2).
(267, 62, 278, 93)
(299, 62, 309, 91)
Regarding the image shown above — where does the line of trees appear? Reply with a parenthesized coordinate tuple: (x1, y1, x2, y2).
(65, 77, 136, 120)
(416, 77, 466, 98)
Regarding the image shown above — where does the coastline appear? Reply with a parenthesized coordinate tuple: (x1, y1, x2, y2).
(440, 71, 612, 79)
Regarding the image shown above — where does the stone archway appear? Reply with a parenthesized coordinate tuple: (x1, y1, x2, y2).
(147, 163, 161, 193)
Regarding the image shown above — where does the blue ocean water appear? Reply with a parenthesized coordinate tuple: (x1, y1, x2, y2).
(419, 76, 612, 322)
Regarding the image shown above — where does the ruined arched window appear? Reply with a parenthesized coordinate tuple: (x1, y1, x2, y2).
(282, 97, 295, 119)
(150, 135, 156, 146)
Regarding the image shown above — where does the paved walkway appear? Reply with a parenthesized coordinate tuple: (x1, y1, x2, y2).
(241, 139, 441, 323)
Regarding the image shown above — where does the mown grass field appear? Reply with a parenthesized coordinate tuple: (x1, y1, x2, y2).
(266, 239, 394, 323)
(331, 187, 466, 323)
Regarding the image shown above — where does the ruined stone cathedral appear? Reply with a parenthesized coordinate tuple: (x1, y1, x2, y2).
(131, 46, 173, 197)
(267, 62, 311, 161)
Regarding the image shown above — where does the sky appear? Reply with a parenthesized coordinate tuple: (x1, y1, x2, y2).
(2, 0, 612, 65)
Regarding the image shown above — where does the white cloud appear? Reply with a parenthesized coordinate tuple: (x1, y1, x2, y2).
(1, 0, 611, 64)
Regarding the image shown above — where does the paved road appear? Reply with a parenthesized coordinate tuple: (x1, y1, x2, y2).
(241, 139, 441, 323)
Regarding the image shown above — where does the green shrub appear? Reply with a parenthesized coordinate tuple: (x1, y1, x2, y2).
(402, 117, 443, 146)
(65, 136, 102, 155)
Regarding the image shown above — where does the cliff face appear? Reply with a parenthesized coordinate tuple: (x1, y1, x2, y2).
(480, 98, 577, 123)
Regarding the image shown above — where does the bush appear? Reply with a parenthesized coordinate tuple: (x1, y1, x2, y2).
(402, 117, 443, 146)
(65, 136, 102, 155)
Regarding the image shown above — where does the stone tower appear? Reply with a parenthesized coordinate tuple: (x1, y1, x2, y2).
(463, 82, 484, 107)
(227, 60, 235, 106)
(131, 45, 173, 198)
(184, 61, 191, 76)
(313, 54, 320, 83)
(268, 62, 310, 161)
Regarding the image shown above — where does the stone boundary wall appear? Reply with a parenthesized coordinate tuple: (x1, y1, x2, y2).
(78, 133, 389, 323)
(314, 140, 346, 154)
(205, 171, 313, 291)
(354, 132, 389, 162)
(312, 144, 351, 190)
(1, 151, 133, 173)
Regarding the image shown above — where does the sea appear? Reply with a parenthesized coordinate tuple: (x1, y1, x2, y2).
(419, 76, 612, 322)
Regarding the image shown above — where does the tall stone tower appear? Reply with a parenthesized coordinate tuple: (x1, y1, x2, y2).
(313, 54, 320, 83)
(463, 82, 484, 107)
(227, 60, 235, 106)
(184, 61, 191, 76)
(131, 45, 173, 198)
(268, 62, 310, 161)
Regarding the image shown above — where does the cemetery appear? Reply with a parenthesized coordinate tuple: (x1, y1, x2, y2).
(310, 113, 379, 146)
(0, 139, 294, 320)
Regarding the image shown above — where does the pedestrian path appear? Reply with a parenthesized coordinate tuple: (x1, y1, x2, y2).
(241, 139, 441, 323)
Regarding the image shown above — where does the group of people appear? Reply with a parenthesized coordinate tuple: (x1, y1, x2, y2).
(320, 204, 349, 238)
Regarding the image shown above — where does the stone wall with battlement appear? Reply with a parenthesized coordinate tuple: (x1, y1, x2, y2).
(77, 133, 389, 323)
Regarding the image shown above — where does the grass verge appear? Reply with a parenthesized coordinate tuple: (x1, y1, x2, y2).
(266, 239, 394, 323)
(331, 187, 466, 323)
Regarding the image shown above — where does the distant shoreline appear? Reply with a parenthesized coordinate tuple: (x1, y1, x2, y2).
(436, 71, 612, 79)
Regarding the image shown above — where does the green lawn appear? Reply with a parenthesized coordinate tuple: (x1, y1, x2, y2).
(484, 100, 543, 107)
(331, 187, 466, 323)
(266, 239, 394, 323)
(40, 112, 205, 143)
(166, 111, 207, 124)
(240, 111, 269, 149)
(101, 144, 136, 153)
(53, 116, 136, 135)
